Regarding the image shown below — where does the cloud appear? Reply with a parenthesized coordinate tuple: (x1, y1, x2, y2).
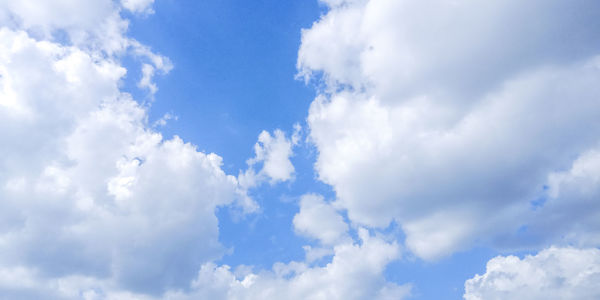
(240, 128, 299, 188)
(301, 0, 600, 259)
(121, 0, 155, 14)
(165, 229, 410, 300)
(521, 149, 600, 248)
(0, 1, 304, 298)
(464, 247, 600, 300)
(0, 0, 171, 87)
(293, 194, 349, 246)
(0, 2, 247, 297)
(0, 0, 126, 54)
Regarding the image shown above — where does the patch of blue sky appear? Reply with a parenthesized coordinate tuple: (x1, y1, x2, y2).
(125, 0, 323, 172)
(123, 0, 337, 270)
(386, 247, 497, 299)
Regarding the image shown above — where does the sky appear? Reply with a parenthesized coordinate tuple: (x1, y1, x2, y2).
(1, 0, 600, 299)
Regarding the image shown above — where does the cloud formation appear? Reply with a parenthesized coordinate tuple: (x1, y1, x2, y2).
(293, 194, 349, 246)
(240, 127, 299, 188)
(166, 229, 410, 300)
(302, 0, 600, 259)
(3, 0, 600, 298)
(464, 247, 600, 300)
(0, 0, 245, 296)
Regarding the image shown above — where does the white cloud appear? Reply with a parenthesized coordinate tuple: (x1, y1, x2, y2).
(240, 128, 298, 187)
(153, 112, 178, 127)
(0, 230, 410, 300)
(121, 0, 155, 14)
(293, 194, 349, 246)
(0, 3, 247, 297)
(165, 229, 410, 300)
(0, 0, 126, 54)
(464, 247, 600, 300)
(0, 0, 414, 298)
(0, 0, 171, 93)
(301, 0, 600, 259)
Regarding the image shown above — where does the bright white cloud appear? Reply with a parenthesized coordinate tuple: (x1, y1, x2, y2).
(464, 247, 600, 300)
(293, 194, 349, 246)
(0, 0, 126, 54)
(301, 0, 600, 259)
(241, 128, 298, 187)
(4, 0, 599, 298)
(0, 1, 248, 297)
(121, 0, 155, 14)
(165, 229, 410, 300)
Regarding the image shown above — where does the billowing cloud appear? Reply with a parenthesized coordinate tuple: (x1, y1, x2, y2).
(301, 0, 600, 259)
(165, 229, 410, 300)
(293, 194, 349, 246)
(121, 0, 155, 14)
(464, 247, 600, 300)
(0, 0, 247, 296)
(4, 0, 599, 298)
(240, 127, 299, 188)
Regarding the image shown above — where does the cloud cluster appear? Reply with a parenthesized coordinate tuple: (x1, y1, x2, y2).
(464, 247, 600, 300)
(4, 0, 600, 298)
(165, 229, 410, 300)
(1, 1, 402, 299)
(302, 0, 600, 260)
(0, 0, 247, 297)
(239, 127, 300, 188)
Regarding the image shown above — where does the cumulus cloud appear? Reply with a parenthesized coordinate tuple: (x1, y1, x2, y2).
(165, 229, 410, 300)
(0, 1, 249, 297)
(0, 0, 172, 90)
(301, 0, 600, 259)
(464, 247, 600, 300)
(240, 127, 299, 188)
(293, 194, 349, 246)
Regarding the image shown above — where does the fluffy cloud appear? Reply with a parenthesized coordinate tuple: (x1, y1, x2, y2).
(0, 1, 246, 297)
(240, 127, 299, 188)
(165, 229, 410, 300)
(293, 194, 349, 246)
(121, 0, 155, 14)
(464, 247, 600, 300)
(0, 229, 409, 300)
(302, 0, 600, 259)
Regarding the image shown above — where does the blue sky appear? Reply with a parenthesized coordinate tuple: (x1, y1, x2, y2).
(125, 0, 320, 169)
(1, 0, 600, 299)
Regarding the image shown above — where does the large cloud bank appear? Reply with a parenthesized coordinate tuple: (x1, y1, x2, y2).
(0, 0, 409, 299)
(0, 0, 250, 297)
(3, 0, 600, 299)
(301, 0, 600, 260)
